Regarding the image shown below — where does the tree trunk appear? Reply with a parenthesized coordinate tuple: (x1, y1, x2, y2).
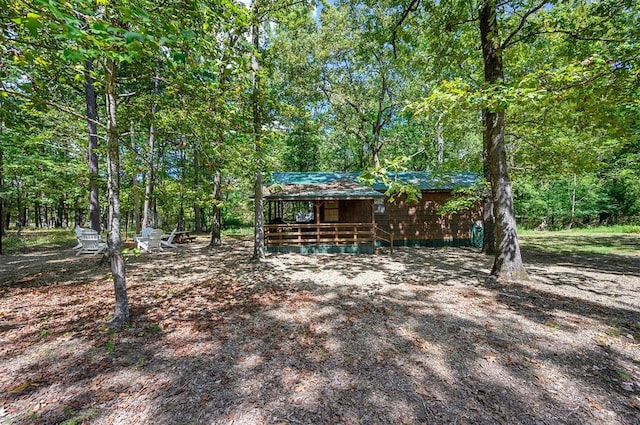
(85, 59, 101, 233)
(254, 171, 265, 259)
(23, 201, 29, 227)
(44, 201, 49, 228)
(103, 57, 129, 328)
(152, 198, 158, 228)
(482, 112, 496, 255)
(178, 136, 186, 231)
(209, 170, 222, 247)
(372, 141, 381, 168)
(34, 200, 41, 228)
(0, 148, 3, 254)
(130, 121, 141, 234)
(194, 151, 202, 233)
(480, 0, 527, 282)
(569, 174, 577, 229)
(16, 192, 22, 229)
(142, 70, 159, 229)
(251, 9, 265, 260)
(437, 111, 444, 164)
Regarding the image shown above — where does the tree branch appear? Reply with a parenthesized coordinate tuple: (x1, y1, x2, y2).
(501, 0, 549, 50)
(504, 28, 628, 49)
(259, 0, 310, 21)
(1, 85, 106, 129)
(391, 0, 421, 59)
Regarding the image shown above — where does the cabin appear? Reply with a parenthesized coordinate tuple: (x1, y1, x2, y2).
(263, 172, 481, 253)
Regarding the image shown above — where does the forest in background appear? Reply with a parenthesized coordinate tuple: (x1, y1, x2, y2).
(1, 0, 638, 235)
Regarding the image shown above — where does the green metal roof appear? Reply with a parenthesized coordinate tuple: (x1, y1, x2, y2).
(266, 171, 480, 200)
(265, 172, 384, 200)
(265, 191, 384, 200)
(271, 172, 360, 185)
(371, 171, 481, 191)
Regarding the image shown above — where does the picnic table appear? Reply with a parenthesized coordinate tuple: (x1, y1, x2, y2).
(174, 231, 196, 244)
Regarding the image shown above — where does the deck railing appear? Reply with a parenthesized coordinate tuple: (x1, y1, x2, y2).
(265, 222, 375, 246)
(374, 226, 394, 254)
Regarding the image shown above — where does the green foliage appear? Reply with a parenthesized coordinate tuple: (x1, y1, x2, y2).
(59, 406, 97, 425)
(1, 0, 638, 241)
(438, 182, 488, 216)
(514, 172, 639, 229)
(360, 156, 422, 204)
(121, 247, 141, 258)
(105, 340, 116, 355)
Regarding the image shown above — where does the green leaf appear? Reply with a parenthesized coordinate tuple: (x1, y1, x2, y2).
(172, 52, 187, 63)
(62, 49, 83, 62)
(124, 31, 145, 43)
(24, 16, 42, 36)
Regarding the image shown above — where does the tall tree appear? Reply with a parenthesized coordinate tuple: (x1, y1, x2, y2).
(251, 0, 266, 260)
(130, 121, 141, 233)
(315, 2, 404, 169)
(84, 59, 101, 232)
(479, 0, 527, 280)
(142, 68, 159, 229)
(103, 56, 128, 326)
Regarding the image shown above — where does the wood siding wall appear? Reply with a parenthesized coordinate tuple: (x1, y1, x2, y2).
(321, 200, 373, 223)
(375, 191, 480, 243)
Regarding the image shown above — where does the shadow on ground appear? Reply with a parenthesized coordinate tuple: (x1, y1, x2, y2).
(1, 239, 639, 424)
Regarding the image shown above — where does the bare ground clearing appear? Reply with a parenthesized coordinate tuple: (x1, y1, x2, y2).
(1, 237, 639, 425)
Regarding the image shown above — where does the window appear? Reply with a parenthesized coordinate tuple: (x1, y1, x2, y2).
(374, 199, 385, 214)
(324, 200, 339, 222)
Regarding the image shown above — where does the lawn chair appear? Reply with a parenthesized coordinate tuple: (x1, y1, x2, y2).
(134, 227, 153, 244)
(76, 230, 107, 256)
(161, 228, 178, 249)
(137, 228, 164, 253)
(72, 225, 86, 250)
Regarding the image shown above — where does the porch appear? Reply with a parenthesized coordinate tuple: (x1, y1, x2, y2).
(264, 221, 393, 253)
(263, 184, 389, 253)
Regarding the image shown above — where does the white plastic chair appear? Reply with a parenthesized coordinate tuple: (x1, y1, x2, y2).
(72, 225, 86, 250)
(134, 227, 153, 243)
(137, 228, 164, 253)
(76, 230, 107, 256)
(161, 228, 178, 249)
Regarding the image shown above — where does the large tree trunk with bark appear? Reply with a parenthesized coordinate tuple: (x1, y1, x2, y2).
(85, 60, 101, 232)
(482, 113, 496, 255)
(480, 0, 527, 282)
(251, 10, 265, 260)
(103, 58, 129, 327)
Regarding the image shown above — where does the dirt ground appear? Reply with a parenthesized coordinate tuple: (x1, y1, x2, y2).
(1, 237, 639, 425)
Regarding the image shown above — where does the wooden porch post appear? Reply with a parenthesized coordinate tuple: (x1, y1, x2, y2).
(371, 199, 376, 245)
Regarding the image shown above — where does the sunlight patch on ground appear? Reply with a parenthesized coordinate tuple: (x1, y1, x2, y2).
(289, 268, 388, 287)
(264, 304, 340, 324)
